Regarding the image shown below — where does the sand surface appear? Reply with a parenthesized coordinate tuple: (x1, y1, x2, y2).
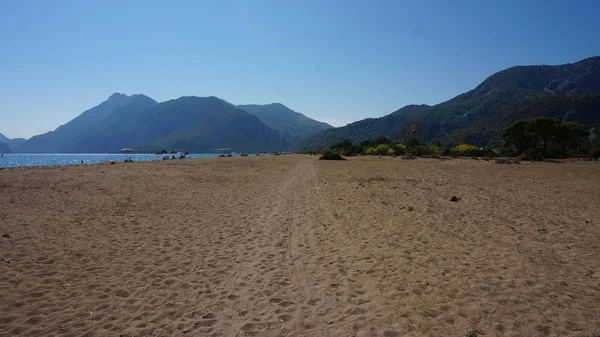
(1, 155, 599, 337)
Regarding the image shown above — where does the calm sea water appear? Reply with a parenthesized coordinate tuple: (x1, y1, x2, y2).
(0, 153, 255, 168)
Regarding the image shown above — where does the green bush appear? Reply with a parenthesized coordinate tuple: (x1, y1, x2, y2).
(375, 144, 392, 155)
(395, 144, 407, 155)
(329, 139, 362, 156)
(409, 145, 433, 156)
(590, 147, 600, 159)
(450, 143, 495, 157)
(365, 147, 378, 155)
(319, 150, 345, 160)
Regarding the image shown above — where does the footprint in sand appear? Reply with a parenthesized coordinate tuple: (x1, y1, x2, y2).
(240, 322, 257, 332)
(277, 314, 293, 322)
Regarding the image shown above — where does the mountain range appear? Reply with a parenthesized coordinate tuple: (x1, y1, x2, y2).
(11, 95, 331, 153)
(0, 133, 27, 153)
(238, 104, 332, 144)
(296, 56, 600, 150)
(5, 56, 600, 154)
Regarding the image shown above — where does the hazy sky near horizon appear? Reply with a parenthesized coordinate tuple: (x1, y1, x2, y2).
(1, 0, 600, 139)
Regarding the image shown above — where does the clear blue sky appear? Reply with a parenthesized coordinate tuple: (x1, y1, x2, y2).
(1, 0, 599, 139)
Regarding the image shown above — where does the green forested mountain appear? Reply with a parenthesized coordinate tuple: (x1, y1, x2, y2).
(14, 94, 288, 153)
(237, 103, 332, 144)
(296, 56, 600, 150)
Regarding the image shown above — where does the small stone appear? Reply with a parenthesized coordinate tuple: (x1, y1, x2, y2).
(450, 196, 459, 202)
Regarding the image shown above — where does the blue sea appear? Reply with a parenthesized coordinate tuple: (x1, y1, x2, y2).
(0, 153, 255, 168)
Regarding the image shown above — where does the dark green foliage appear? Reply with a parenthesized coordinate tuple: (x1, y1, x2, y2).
(530, 117, 561, 156)
(556, 122, 590, 153)
(319, 150, 345, 160)
(373, 136, 392, 145)
(407, 137, 421, 148)
(327, 137, 400, 156)
(503, 117, 589, 158)
(330, 139, 352, 151)
(328, 139, 362, 156)
(360, 139, 376, 147)
(590, 147, 600, 158)
(409, 144, 433, 156)
(295, 57, 600, 151)
(237, 103, 332, 144)
(503, 120, 536, 154)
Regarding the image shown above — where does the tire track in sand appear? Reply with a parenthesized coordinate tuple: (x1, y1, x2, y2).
(206, 157, 357, 337)
(222, 157, 319, 336)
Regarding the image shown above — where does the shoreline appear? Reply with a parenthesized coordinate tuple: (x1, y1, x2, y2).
(0, 153, 269, 170)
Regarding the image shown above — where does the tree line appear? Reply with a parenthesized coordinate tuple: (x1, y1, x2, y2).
(502, 117, 591, 159)
(324, 117, 599, 159)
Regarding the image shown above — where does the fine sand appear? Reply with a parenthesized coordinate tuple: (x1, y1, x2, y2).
(1, 156, 599, 337)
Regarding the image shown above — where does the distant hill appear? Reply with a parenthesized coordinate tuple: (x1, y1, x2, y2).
(237, 103, 332, 144)
(0, 141, 11, 154)
(15, 94, 288, 153)
(0, 133, 27, 152)
(77, 96, 288, 153)
(296, 56, 600, 150)
(15, 93, 158, 153)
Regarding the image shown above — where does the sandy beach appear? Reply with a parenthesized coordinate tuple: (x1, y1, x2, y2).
(1, 155, 599, 337)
